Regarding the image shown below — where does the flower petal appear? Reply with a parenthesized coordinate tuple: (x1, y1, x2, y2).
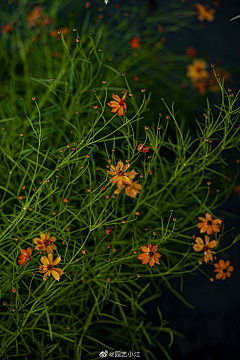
(108, 100, 119, 108)
(53, 256, 61, 266)
(208, 240, 217, 249)
(205, 213, 212, 220)
(152, 245, 158, 253)
(27, 247, 32, 256)
(117, 161, 125, 170)
(112, 94, 121, 102)
(141, 256, 150, 264)
(40, 256, 49, 265)
(140, 246, 148, 253)
(138, 253, 149, 260)
(215, 272, 223, 280)
(52, 270, 60, 281)
(48, 253, 53, 264)
(149, 257, 155, 267)
(117, 106, 124, 117)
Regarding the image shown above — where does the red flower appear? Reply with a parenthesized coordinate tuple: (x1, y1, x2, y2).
(18, 248, 32, 266)
(129, 36, 140, 49)
(137, 144, 151, 152)
(186, 47, 196, 58)
(106, 226, 113, 235)
(2, 24, 14, 33)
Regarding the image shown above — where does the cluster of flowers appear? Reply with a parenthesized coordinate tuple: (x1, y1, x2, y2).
(107, 160, 142, 198)
(18, 233, 63, 281)
(193, 213, 234, 280)
(186, 59, 230, 94)
(136, 212, 234, 281)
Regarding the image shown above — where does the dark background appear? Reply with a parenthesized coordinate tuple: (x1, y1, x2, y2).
(143, 0, 240, 359)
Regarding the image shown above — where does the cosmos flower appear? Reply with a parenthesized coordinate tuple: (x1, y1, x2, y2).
(18, 248, 32, 266)
(193, 235, 217, 263)
(137, 243, 162, 267)
(129, 36, 140, 49)
(195, 4, 215, 22)
(39, 253, 63, 281)
(107, 160, 133, 188)
(107, 92, 127, 117)
(197, 213, 222, 235)
(214, 260, 234, 280)
(33, 232, 57, 254)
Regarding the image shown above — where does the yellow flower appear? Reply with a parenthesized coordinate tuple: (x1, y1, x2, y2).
(40, 253, 63, 281)
(195, 4, 215, 22)
(187, 59, 209, 83)
(107, 160, 133, 188)
(193, 235, 217, 263)
(33, 232, 57, 254)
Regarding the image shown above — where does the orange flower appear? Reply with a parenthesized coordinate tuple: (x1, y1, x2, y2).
(137, 144, 151, 152)
(197, 213, 222, 235)
(18, 248, 32, 266)
(40, 253, 63, 281)
(208, 68, 230, 92)
(33, 232, 57, 254)
(114, 168, 142, 198)
(107, 92, 127, 117)
(193, 235, 217, 263)
(195, 4, 215, 22)
(107, 160, 133, 188)
(114, 181, 142, 198)
(129, 36, 140, 49)
(137, 243, 162, 267)
(187, 59, 209, 83)
(28, 6, 52, 28)
(214, 260, 234, 280)
(186, 47, 196, 58)
(49, 28, 69, 37)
